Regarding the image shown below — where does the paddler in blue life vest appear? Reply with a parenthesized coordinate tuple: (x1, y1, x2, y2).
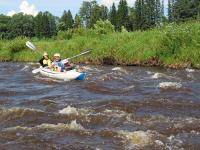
(52, 53, 65, 72)
(39, 52, 52, 67)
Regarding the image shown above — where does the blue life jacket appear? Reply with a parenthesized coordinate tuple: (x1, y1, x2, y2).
(54, 60, 65, 72)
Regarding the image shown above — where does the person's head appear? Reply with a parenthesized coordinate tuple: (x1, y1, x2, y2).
(54, 53, 61, 61)
(43, 52, 49, 59)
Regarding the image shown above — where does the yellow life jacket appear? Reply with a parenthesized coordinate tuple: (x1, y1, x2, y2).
(43, 59, 52, 67)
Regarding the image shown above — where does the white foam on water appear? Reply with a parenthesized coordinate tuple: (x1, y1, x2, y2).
(82, 66, 94, 71)
(98, 73, 111, 81)
(3, 126, 32, 132)
(112, 67, 128, 74)
(4, 120, 84, 132)
(150, 72, 179, 80)
(0, 107, 44, 119)
(58, 106, 89, 116)
(158, 82, 182, 89)
(166, 135, 184, 150)
(191, 130, 200, 135)
(82, 66, 103, 72)
(172, 117, 200, 129)
(103, 109, 128, 118)
(151, 73, 165, 79)
(112, 67, 122, 71)
(37, 120, 84, 131)
(155, 140, 164, 146)
(186, 68, 195, 73)
(146, 71, 153, 75)
(123, 85, 135, 91)
(98, 71, 125, 81)
(117, 130, 154, 148)
(59, 106, 78, 115)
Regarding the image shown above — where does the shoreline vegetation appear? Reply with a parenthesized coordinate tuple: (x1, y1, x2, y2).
(1, 0, 199, 69)
(0, 21, 200, 69)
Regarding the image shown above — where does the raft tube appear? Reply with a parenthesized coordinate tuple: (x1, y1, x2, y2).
(39, 68, 86, 81)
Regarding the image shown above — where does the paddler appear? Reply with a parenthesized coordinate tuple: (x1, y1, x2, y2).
(52, 53, 65, 72)
(39, 52, 52, 67)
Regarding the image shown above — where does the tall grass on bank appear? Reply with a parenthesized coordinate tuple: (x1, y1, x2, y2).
(0, 22, 199, 68)
(158, 22, 200, 68)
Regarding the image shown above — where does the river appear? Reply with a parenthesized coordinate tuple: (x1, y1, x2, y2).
(0, 62, 199, 149)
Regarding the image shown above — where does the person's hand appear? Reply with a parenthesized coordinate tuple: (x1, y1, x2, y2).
(62, 59, 69, 64)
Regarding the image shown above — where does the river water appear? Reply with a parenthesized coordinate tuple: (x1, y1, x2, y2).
(0, 63, 199, 150)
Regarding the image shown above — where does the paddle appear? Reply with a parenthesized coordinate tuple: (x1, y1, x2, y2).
(26, 41, 43, 55)
(26, 41, 44, 74)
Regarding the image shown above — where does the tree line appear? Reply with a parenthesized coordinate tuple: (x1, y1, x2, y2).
(0, 0, 199, 39)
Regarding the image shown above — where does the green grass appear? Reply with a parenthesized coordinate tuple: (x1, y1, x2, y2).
(0, 21, 200, 68)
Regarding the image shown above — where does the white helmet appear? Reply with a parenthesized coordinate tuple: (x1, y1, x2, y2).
(54, 53, 60, 57)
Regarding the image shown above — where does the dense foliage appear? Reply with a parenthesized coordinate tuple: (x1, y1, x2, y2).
(0, 21, 199, 69)
(0, 0, 199, 39)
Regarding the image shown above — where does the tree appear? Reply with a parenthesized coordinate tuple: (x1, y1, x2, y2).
(59, 10, 68, 31)
(8, 13, 35, 39)
(58, 10, 74, 31)
(135, 0, 146, 30)
(79, 1, 108, 28)
(109, 3, 117, 28)
(156, 0, 162, 24)
(0, 14, 11, 39)
(135, 0, 163, 30)
(128, 7, 137, 31)
(34, 11, 56, 38)
(100, 5, 108, 20)
(34, 12, 43, 38)
(90, 4, 102, 27)
(74, 14, 83, 28)
(66, 10, 74, 29)
(168, 0, 173, 22)
(79, 1, 97, 28)
(116, 0, 129, 31)
(171, 0, 200, 22)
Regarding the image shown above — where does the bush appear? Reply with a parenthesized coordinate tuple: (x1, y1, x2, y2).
(4, 37, 28, 53)
(159, 22, 200, 67)
(73, 28, 96, 37)
(57, 30, 73, 40)
(94, 20, 115, 35)
(0, 49, 12, 61)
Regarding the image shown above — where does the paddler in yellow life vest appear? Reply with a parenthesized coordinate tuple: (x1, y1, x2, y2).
(39, 52, 52, 67)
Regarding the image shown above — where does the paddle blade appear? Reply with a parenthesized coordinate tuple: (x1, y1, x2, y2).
(32, 67, 42, 74)
(26, 41, 36, 51)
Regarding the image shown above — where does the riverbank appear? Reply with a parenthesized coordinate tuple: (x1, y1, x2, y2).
(0, 22, 199, 69)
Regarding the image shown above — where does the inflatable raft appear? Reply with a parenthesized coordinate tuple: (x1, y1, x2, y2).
(39, 68, 86, 81)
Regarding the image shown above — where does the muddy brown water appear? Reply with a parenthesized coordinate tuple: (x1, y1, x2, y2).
(0, 62, 199, 150)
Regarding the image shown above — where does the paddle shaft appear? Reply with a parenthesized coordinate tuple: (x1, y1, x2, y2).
(67, 50, 92, 60)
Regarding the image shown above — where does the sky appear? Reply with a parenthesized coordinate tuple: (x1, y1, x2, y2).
(0, 0, 168, 17)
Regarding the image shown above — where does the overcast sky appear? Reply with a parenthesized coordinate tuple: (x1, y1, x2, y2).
(0, 0, 168, 17)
